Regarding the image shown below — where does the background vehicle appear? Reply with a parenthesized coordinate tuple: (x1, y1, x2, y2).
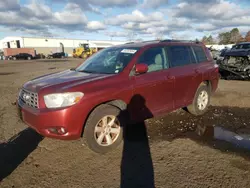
(8, 53, 33, 60)
(47, 52, 65, 59)
(35, 53, 46, 59)
(73, 43, 97, 59)
(17, 40, 219, 154)
(217, 42, 250, 80)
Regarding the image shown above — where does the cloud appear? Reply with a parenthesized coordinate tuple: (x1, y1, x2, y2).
(0, 0, 20, 11)
(104, 10, 193, 39)
(105, 10, 164, 25)
(165, 0, 250, 37)
(23, 1, 53, 19)
(51, 0, 137, 10)
(87, 21, 106, 30)
(104, 31, 129, 38)
(141, 0, 169, 8)
(1, 0, 250, 40)
(0, 1, 104, 36)
(171, 0, 248, 20)
(89, 0, 137, 7)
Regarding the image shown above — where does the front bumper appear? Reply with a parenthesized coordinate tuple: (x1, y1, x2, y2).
(17, 99, 86, 140)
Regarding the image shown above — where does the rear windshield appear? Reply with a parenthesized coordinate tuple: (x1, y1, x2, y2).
(76, 47, 139, 74)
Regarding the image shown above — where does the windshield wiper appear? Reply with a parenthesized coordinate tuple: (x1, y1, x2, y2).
(76, 69, 115, 74)
(77, 70, 98, 74)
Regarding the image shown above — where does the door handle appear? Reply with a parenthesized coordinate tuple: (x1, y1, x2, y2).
(166, 75, 175, 80)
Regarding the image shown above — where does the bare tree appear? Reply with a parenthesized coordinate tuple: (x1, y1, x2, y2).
(230, 28, 242, 43)
(245, 31, 250, 42)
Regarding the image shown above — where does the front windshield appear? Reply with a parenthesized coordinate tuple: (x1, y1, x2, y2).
(75, 47, 139, 74)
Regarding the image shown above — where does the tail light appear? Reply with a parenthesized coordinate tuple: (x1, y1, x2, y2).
(214, 64, 219, 73)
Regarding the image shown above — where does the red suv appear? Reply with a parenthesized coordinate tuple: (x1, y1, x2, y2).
(17, 40, 219, 153)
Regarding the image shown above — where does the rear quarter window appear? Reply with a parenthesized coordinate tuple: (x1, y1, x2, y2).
(192, 46, 208, 63)
(243, 44, 250, 49)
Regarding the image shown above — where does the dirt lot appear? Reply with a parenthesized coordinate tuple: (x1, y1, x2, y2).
(0, 59, 250, 188)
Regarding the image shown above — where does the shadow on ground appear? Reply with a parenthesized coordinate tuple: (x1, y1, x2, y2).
(120, 94, 155, 188)
(147, 106, 250, 160)
(0, 128, 43, 181)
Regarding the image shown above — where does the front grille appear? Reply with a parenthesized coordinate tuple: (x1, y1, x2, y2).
(19, 89, 39, 108)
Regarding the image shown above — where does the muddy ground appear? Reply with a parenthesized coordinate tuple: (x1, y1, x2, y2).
(0, 59, 250, 188)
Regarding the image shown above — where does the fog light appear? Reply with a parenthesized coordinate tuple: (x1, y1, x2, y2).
(48, 127, 67, 135)
(58, 127, 67, 135)
(48, 128, 57, 134)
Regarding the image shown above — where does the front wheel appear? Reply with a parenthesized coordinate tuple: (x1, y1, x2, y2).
(187, 84, 211, 116)
(83, 104, 123, 153)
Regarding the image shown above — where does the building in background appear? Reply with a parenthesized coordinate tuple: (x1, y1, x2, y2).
(0, 36, 126, 56)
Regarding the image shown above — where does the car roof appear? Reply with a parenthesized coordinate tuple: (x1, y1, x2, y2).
(113, 39, 203, 49)
(237, 42, 250, 45)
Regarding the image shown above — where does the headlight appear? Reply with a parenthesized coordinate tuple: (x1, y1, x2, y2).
(44, 92, 84, 108)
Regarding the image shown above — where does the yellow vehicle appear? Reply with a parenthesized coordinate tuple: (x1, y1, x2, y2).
(73, 43, 98, 59)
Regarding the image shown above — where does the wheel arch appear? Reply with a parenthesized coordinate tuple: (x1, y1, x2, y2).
(201, 80, 212, 92)
(80, 99, 127, 137)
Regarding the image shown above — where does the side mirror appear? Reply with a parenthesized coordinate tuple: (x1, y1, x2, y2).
(135, 63, 148, 74)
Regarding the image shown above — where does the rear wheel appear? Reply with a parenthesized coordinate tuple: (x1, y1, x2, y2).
(27, 56, 31, 60)
(187, 84, 210, 116)
(83, 104, 123, 153)
(13, 57, 16, 60)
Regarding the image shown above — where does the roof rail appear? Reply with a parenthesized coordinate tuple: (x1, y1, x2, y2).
(161, 39, 201, 44)
(125, 42, 135, 44)
(141, 40, 160, 43)
(125, 40, 160, 44)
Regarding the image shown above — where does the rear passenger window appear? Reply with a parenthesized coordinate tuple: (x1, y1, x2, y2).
(138, 47, 168, 72)
(167, 46, 194, 67)
(193, 46, 208, 63)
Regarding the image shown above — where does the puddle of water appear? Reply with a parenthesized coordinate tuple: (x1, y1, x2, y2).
(214, 126, 250, 150)
(147, 106, 250, 152)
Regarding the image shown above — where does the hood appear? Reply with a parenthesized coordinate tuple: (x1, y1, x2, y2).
(23, 69, 113, 92)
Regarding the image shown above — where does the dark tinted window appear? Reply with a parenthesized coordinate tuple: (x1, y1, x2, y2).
(193, 46, 208, 63)
(138, 47, 168, 72)
(167, 46, 193, 67)
(234, 44, 243, 49)
(243, 44, 250, 49)
(188, 47, 197, 64)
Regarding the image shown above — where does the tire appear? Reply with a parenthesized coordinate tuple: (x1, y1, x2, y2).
(83, 104, 124, 154)
(27, 57, 31, 60)
(187, 84, 211, 116)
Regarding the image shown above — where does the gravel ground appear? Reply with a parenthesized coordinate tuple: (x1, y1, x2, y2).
(0, 59, 250, 188)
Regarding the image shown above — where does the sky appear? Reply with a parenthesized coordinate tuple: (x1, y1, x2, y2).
(0, 0, 250, 41)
